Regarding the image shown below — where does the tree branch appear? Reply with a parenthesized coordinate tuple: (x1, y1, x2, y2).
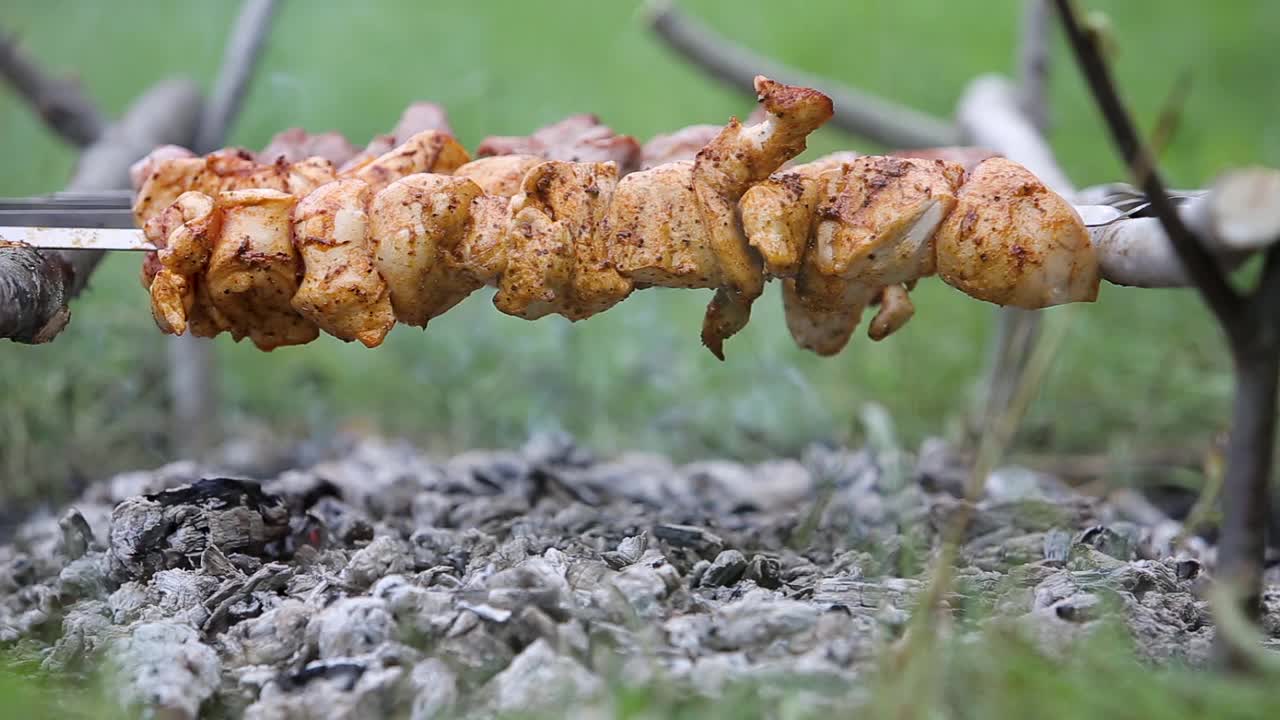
(957, 74, 1073, 195)
(178, 0, 281, 457)
(1051, 0, 1244, 334)
(0, 27, 106, 147)
(0, 79, 203, 343)
(645, 0, 960, 148)
(1016, 0, 1053, 134)
(193, 0, 279, 153)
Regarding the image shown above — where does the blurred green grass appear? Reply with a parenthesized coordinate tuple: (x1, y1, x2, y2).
(2, 0, 1277, 501)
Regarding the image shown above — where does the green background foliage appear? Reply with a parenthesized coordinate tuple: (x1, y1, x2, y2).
(1, 0, 1276, 501)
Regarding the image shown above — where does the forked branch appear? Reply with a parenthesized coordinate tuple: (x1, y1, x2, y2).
(0, 27, 106, 146)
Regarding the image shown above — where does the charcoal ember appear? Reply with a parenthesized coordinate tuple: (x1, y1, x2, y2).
(58, 508, 94, 560)
(522, 430, 594, 468)
(700, 549, 747, 588)
(653, 523, 724, 558)
(482, 638, 602, 714)
(1076, 524, 1139, 561)
(703, 591, 820, 651)
(309, 597, 397, 659)
(41, 599, 115, 672)
(220, 599, 313, 668)
(601, 532, 648, 569)
(341, 536, 414, 589)
(203, 562, 293, 634)
(55, 552, 113, 602)
(435, 610, 515, 687)
(245, 657, 408, 720)
(309, 496, 374, 546)
(914, 437, 969, 496)
(410, 658, 458, 720)
(146, 568, 221, 626)
(444, 449, 531, 494)
(604, 549, 681, 619)
(0, 551, 36, 591)
(572, 452, 681, 505)
(108, 621, 221, 720)
(298, 440, 449, 519)
(479, 556, 570, 616)
(684, 459, 813, 513)
(743, 554, 782, 590)
(372, 577, 457, 645)
(108, 478, 290, 581)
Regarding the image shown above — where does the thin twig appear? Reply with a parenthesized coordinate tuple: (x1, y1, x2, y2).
(179, 0, 282, 456)
(1052, 0, 1243, 334)
(645, 0, 960, 148)
(194, 0, 280, 153)
(0, 27, 106, 147)
(1257, 246, 1280, 332)
(1016, 0, 1053, 133)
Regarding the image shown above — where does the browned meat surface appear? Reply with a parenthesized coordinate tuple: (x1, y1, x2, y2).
(205, 189, 318, 350)
(478, 114, 641, 175)
(259, 128, 358, 166)
(291, 179, 397, 347)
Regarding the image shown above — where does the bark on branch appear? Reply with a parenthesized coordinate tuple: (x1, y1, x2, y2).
(1051, 0, 1243, 328)
(646, 0, 960, 148)
(0, 27, 107, 146)
(0, 79, 203, 343)
(177, 0, 282, 457)
(1052, 0, 1278, 671)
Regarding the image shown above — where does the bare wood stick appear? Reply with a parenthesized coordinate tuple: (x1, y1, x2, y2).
(0, 79, 202, 343)
(956, 73, 1062, 435)
(1016, 0, 1053, 133)
(177, 0, 282, 457)
(646, 0, 960, 148)
(193, 0, 279, 153)
(0, 28, 106, 146)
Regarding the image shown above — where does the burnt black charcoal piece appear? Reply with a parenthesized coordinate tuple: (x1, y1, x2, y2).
(108, 478, 291, 581)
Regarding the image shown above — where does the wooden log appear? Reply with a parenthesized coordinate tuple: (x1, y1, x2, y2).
(0, 79, 202, 343)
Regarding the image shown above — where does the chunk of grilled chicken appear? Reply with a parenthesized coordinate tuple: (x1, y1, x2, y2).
(744, 154, 1097, 356)
(454, 155, 545, 197)
(291, 179, 397, 347)
(259, 128, 358, 166)
(740, 151, 859, 278)
(205, 189, 319, 350)
(935, 157, 1098, 308)
(136, 152, 336, 347)
(133, 149, 336, 224)
(496, 160, 630, 320)
(130, 145, 196, 192)
(784, 156, 963, 356)
(142, 191, 220, 337)
(477, 114, 641, 174)
(368, 173, 489, 327)
(344, 130, 471, 195)
(639, 124, 721, 169)
(338, 102, 455, 174)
